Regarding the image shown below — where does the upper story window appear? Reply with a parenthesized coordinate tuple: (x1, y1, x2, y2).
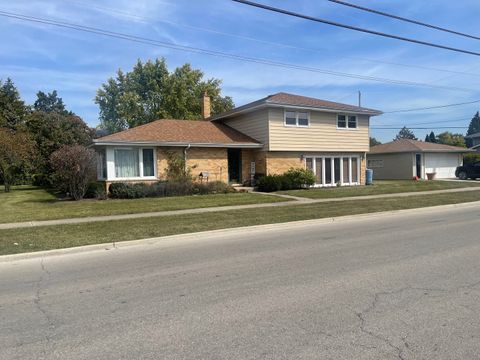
(337, 114, 357, 129)
(285, 111, 309, 127)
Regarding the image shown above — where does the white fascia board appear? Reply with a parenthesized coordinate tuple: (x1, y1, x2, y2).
(93, 141, 263, 148)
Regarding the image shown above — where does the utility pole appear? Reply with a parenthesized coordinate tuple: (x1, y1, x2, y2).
(358, 91, 361, 107)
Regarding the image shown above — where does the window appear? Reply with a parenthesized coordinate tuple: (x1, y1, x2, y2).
(305, 156, 361, 186)
(348, 116, 357, 129)
(115, 148, 139, 178)
(337, 114, 357, 129)
(284, 110, 309, 127)
(113, 147, 155, 179)
(367, 159, 384, 168)
(96, 149, 107, 180)
(142, 149, 154, 177)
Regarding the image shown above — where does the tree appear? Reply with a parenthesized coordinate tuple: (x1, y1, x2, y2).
(370, 137, 381, 146)
(50, 145, 97, 200)
(424, 134, 430, 142)
(34, 90, 70, 114)
(436, 132, 466, 147)
(0, 78, 27, 130)
(95, 58, 234, 132)
(394, 127, 417, 140)
(466, 111, 480, 147)
(25, 111, 94, 184)
(429, 131, 436, 143)
(0, 128, 35, 192)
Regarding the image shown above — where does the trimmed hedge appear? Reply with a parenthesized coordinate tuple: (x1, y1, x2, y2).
(256, 168, 315, 192)
(108, 181, 236, 199)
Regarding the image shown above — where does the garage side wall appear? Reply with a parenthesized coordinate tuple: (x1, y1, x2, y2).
(367, 153, 414, 180)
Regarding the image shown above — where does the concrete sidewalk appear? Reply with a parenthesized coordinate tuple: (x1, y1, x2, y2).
(0, 187, 478, 230)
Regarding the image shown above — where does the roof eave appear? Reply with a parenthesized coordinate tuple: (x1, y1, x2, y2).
(93, 140, 263, 148)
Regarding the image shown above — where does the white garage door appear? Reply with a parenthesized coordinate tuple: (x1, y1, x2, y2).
(425, 153, 461, 178)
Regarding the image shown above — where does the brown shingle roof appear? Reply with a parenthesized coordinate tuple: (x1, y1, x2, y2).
(94, 119, 262, 146)
(211, 92, 382, 120)
(369, 139, 472, 154)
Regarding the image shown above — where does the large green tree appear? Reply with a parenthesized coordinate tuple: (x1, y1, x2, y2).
(436, 131, 466, 147)
(0, 128, 36, 192)
(34, 90, 70, 115)
(369, 137, 381, 146)
(25, 111, 94, 184)
(466, 111, 480, 147)
(0, 78, 27, 130)
(95, 58, 234, 132)
(394, 126, 417, 140)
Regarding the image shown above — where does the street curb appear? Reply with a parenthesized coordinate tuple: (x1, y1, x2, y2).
(2, 200, 480, 263)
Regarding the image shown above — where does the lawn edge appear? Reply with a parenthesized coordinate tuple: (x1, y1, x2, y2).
(2, 200, 480, 263)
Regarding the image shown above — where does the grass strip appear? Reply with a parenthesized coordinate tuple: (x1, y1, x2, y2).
(0, 186, 286, 224)
(1, 190, 480, 255)
(278, 180, 480, 199)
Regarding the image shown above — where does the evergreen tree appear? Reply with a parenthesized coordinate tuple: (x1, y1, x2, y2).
(369, 137, 381, 146)
(394, 127, 417, 140)
(0, 78, 27, 130)
(425, 134, 430, 142)
(466, 111, 480, 147)
(34, 90, 70, 115)
(428, 131, 436, 143)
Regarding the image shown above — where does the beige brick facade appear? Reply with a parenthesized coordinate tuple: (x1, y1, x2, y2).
(360, 156, 366, 185)
(265, 152, 304, 175)
(156, 147, 228, 183)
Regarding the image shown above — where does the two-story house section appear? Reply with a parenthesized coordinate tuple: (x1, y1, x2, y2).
(211, 93, 383, 186)
(94, 92, 382, 188)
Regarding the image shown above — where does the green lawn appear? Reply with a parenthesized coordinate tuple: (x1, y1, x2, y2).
(0, 186, 287, 224)
(278, 180, 480, 199)
(2, 190, 480, 255)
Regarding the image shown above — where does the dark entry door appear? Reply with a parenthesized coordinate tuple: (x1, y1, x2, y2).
(228, 149, 242, 183)
(415, 153, 422, 178)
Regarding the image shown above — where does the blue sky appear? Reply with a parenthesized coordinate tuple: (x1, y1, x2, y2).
(1, 0, 480, 142)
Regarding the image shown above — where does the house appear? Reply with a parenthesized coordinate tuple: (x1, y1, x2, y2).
(367, 139, 473, 179)
(465, 132, 480, 152)
(93, 92, 382, 189)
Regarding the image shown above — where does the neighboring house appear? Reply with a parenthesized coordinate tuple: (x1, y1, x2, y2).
(368, 139, 473, 179)
(465, 132, 480, 152)
(94, 92, 382, 188)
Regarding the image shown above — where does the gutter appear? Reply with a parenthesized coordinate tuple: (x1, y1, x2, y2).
(92, 141, 264, 149)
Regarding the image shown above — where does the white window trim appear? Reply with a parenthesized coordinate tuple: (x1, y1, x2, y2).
(305, 155, 361, 187)
(337, 114, 358, 130)
(284, 109, 310, 128)
(108, 146, 157, 181)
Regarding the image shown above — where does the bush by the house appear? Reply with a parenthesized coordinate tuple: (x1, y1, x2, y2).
(49, 145, 97, 200)
(85, 182, 107, 200)
(256, 167, 315, 192)
(464, 153, 480, 164)
(108, 180, 236, 199)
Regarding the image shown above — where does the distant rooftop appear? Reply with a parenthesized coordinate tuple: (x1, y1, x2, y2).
(369, 139, 473, 154)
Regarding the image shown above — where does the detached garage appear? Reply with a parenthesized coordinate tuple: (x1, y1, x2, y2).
(367, 139, 473, 180)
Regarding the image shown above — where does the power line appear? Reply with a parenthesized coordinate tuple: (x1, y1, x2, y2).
(58, 0, 480, 79)
(0, 10, 473, 93)
(372, 117, 472, 126)
(383, 99, 480, 114)
(232, 0, 480, 56)
(329, 0, 480, 41)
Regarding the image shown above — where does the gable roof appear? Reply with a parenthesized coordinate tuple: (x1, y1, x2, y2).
(211, 92, 382, 120)
(94, 119, 262, 148)
(369, 139, 473, 154)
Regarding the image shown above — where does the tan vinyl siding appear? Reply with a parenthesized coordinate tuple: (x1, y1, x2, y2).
(223, 109, 269, 149)
(367, 153, 415, 180)
(268, 108, 370, 152)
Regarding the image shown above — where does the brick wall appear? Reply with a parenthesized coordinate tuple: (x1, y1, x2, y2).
(360, 156, 366, 185)
(265, 152, 304, 175)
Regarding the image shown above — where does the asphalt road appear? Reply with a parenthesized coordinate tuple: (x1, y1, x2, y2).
(2, 204, 480, 360)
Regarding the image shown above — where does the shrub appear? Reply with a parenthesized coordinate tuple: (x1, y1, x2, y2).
(256, 175, 284, 192)
(108, 180, 236, 199)
(50, 145, 97, 200)
(464, 153, 480, 164)
(85, 182, 107, 200)
(256, 168, 315, 192)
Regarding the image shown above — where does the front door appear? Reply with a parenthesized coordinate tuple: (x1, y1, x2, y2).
(228, 149, 242, 183)
(415, 153, 422, 178)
